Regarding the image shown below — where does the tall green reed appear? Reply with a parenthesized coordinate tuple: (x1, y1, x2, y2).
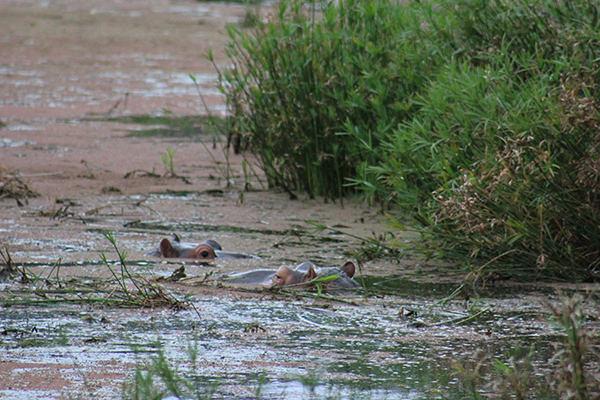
(217, 0, 435, 200)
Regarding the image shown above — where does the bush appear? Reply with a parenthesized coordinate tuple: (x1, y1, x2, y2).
(378, 0, 600, 280)
(385, 62, 600, 280)
(218, 0, 600, 281)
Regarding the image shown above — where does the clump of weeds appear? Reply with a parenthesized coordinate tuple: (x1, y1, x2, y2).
(38, 199, 74, 220)
(123, 146, 191, 184)
(100, 231, 184, 309)
(450, 294, 600, 399)
(123, 336, 220, 400)
(160, 148, 191, 184)
(1, 232, 184, 310)
(547, 295, 600, 399)
(161, 148, 176, 176)
(0, 246, 19, 282)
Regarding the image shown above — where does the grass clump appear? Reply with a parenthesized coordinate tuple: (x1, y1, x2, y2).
(451, 295, 600, 399)
(100, 232, 183, 308)
(219, 0, 600, 281)
(0, 246, 20, 282)
(0, 165, 38, 205)
(123, 336, 222, 400)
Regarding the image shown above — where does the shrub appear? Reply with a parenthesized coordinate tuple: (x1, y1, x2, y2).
(218, 0, 600, 280)
(375, 0, 600, 280)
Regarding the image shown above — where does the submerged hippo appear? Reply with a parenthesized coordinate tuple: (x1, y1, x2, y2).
(146, 234, 255, 260)
(223, 261, 361, 290)
(274, 261, 359, 288)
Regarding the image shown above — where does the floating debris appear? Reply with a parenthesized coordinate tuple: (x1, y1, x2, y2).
(0, 165, 38, 204)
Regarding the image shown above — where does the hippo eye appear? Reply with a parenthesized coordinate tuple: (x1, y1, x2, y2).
(200, 251, 210, 258)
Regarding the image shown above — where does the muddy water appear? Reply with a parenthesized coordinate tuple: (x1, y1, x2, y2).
(0, 189, 592, 399)
(0, 261, 574, 400)
(1, 0, 600, 399)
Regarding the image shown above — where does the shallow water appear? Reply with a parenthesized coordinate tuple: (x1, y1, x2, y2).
(0, 283, 568, 399)
(1, 189, 597, 398)
(0, 219, 590, 400)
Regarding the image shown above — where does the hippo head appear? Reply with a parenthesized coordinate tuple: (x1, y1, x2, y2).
(273, 261, 357, 288)
(158, 238, 217, 259)
(272, 265, 318, 287)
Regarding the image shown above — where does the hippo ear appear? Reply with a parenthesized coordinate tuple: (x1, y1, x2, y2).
(340, 261, 356, 278)
(304, 265, 318, 282)
(172, 233, 181, 243)
(160, 238, 178, 258)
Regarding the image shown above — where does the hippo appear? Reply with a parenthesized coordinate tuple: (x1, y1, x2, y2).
(146, 234, 255, 260)
(223, 261, 361, 290)
(273, 261, 360, 289)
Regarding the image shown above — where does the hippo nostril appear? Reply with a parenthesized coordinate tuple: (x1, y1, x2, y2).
(200, 251, 210, 258)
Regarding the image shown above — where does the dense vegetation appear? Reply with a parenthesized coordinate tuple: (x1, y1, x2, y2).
(216, 0, 600, 281)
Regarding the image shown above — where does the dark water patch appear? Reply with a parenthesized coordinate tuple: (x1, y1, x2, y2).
(124, 220, 288, 236)
(360, 275, 564, 300)
(327, 357, 440, 395)
(360, 276, 459, 299)
(482, 282, 562, 298)
(152, 188, 226, 197)
(178, 374, 419, 399)
(84, 114, 224, 138)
